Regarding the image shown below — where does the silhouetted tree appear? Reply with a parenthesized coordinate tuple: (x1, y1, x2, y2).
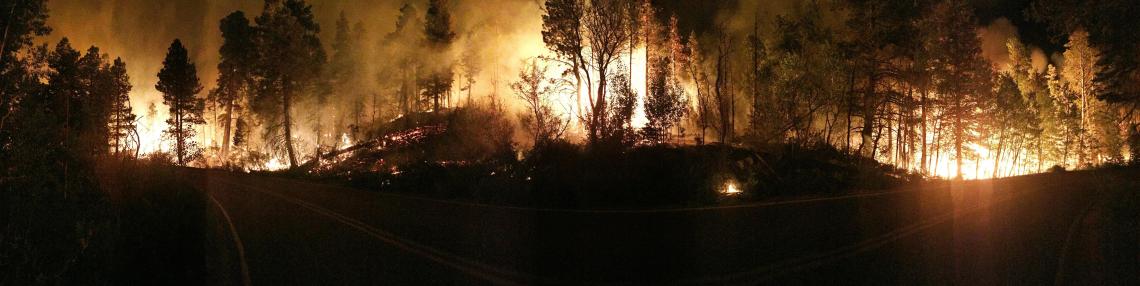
(607, 62, 637, 143)
(583, 0, 630, 143)
(644, 57, 686, 143)
(512, 58, 569, 146)
(328, 11, 366, 144)
(843, 0, 924, 158)
(210, 11, 256, 158)
(926, 0, 991, 178)
(541, 0, 587, 119)
(106, 58, 135, 155)
(0, 0, 50, 136)
(421, 0, 456, 112)
(157, 39, 205, 166)
(253, 0, 326, 169)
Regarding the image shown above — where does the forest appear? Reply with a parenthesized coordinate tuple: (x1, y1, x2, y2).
(3, 0, 1140, 284)
(2, 0, 1138, 181)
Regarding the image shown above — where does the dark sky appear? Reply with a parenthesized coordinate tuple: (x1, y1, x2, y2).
(971, 0, 1063, 53)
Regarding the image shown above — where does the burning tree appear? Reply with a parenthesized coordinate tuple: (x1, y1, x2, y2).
(157, 39, 205, 166)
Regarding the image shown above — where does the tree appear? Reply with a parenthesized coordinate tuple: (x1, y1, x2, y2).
(606, 61, 637, 143)
(1047, 64, 1080, 167)
(637, 0, 659, 93)
(1003, 37, 1053, 171)
(1029, 0, 1140, 104)
(328, 12, 367, 144)
(643, 56, 686, 143)
(685, 31, 714, 144)
(582, 0, 630, 143)
(421, 0, 456, 112)
(843, 0, 924, 158)
(157, 39, 205, 166)
(253, 0, 326, 169)
(383, 3, 423, 119)
(511, 58, 569, 146)
(542, 0, 587, 120)
(0, 0, 50, 143)
(106, 58, 135, 155)
(210, 11, 256, 158)
(76, 46, 113, 157)
(926, 0, 991, 178)
(1061, 29, 1108, 165)
(713, 28, 735, 144)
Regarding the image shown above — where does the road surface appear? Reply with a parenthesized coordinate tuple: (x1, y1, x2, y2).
(189, 169, 1132, 285)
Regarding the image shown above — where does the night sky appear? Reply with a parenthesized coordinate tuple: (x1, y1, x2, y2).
(972, 0, 1063, 53)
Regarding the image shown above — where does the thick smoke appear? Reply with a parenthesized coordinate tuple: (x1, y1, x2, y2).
(978, 17, 1019, 69)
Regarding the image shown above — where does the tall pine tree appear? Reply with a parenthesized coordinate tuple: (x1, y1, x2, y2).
(157, 39, 205, 166)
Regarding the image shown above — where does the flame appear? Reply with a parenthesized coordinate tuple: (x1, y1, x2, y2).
(723, 181, 742, 195)
(340, 133, 352, 148)
(924, 142, 1029, 180)
(261, 157, 288, 171)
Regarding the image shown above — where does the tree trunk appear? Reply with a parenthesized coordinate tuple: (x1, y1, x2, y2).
(920, 90, 928, 174)
(284, 85, 298, 169)
(133, 125, 141, 159)
(860, 72, 876, 158)
(177, 104, 184, 166)
(593, 63, 609, 142)
(954, 111, 963, 179)
(221, 97, 234, 158)
(993, 131, 1004, 179)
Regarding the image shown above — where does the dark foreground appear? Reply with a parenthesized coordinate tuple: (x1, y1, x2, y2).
(191, 168, 1139, 285)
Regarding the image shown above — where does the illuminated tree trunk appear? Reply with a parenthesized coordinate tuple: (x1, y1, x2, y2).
(284, 84, 298, 169)
(954, 100, 963, 179)
(920, 90, 928, 174)
(860, 72, 877, 158)
(993, 131, 1004, 178)
(221, 97, 234, 156)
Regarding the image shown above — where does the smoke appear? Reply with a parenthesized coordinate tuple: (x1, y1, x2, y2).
(978, 17, 1019, 69)
(1030, 48, 1049, 73)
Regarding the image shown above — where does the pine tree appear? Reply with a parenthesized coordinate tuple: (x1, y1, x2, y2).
(157, 39, 205, 166)
(106, 58, 135, 155)
(927, 0, 991, 178)
(253, 0, 326, 169)
(210, 11, 256, 158)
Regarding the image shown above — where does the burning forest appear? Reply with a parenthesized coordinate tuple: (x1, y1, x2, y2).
(3, 0, 1140, 285)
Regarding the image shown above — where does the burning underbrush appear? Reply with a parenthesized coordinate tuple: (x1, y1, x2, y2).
(288, 106, 919, 208)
